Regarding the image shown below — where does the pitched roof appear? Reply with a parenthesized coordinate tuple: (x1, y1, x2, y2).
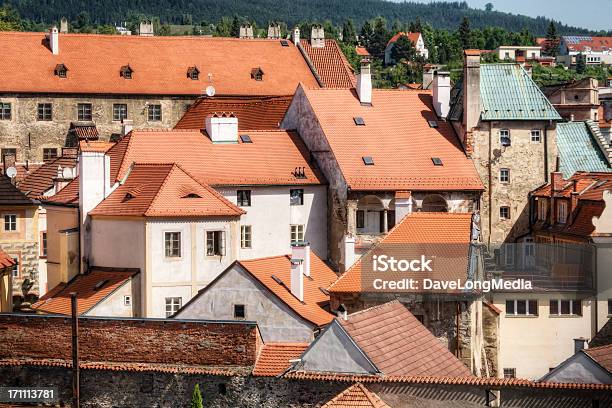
(590, 319, 612, 348)
(175, 96, 292, 130)
(79, 140, 115, 153)
(108, 129, 325, 186)
(238, 254, 338, 327)
(322, 383, 390, 408)
(300, 39, 356, 88)
(355, 46, 370, 57)
(17, 157, 77, 197)
(0, 175, 35, 205)
(253, 342, 309, 376)
(0, 248, 17, 269)
(387, 32, 421, 46)
(449, 64, 561, 122)
(338, 301, 472, 377)
(584, 344, 612, 374)
(31, 268, 139, 315)
(0, 32, 320, 95)
(556, 122, 611, 178)
(43, 177, 79, 206)
(300, 87, 483, 191)
(561, 36, 612, 53)
(329, 212, 474, 293)
(89, 163, 244, 217)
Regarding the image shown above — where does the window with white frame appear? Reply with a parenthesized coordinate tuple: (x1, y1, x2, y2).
(290, 189, 304, 206)
(550, 299, 582, 316)
(165, 297, 182, 317)
(538, 200, 548, 221)
(164, 231, 181, 257)
(531, 129, 541, 143)
(113, 104, 128, 121)
(4, 214, 17, 231)
(499, 206, 510, 219)
(505, 299, 538, 316)
(290, 224, 304, 244)
(240, 225, 252, 249)
(11, 257, 18, 278)
(148, 104, 162, 121)
(503, 368, 516, 379)
(500, 129, 511, 146)
(206, 230, 225, 256)
(124, 295, 131, 306)
(557, 201, 568, 224)
(500, 168, 510, 183)
(0, 102, 12, 120)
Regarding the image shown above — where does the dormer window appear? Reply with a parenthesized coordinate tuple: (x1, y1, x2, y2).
(120, 65, 133, 79)
(187, 66, 200, 80)
(54, 64, 68, 78)
(182, 193, 201, 198)
(250, 67, 264, 81)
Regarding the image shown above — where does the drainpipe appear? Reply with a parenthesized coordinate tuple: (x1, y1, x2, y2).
(488, 122, 493, 247)
(456, 301, 461, 358)
(544, 121, 550, 183)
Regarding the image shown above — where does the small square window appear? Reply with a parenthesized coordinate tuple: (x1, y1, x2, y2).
(206, 231, 225, 256)
(500, 206, 510, 219)
(148, 104, 162, 122)
(41, 231, 47, 257)
(37, 103, 53, 121)
(241, 225, 252, 249)
(187, 66, 200, 80)
(11, 257, 19, 278)
(503, 368, 516, 379)
(250, 67, 264, 81)
(124, 295, 131, 306)
(1, 148, 16, 162)
(531, 129, 541, 143)
(290, 189, 304, 206)
(234, 304, 246, 319)
(165, 297, 182, 317)
(500, 168, 510, 183)
(362, 156, 374, 165)
(237, 190, 251, 207)
(77, 103, 92, 121)
(353, 117, 365, 125)
(4, 214, 17, 231)
(113, 104, 128, 121)
(43, 148, 58, 161)
(120, 65, 133, 79)
(500, 129, 511, 146)
(356, 210, 365, 229)
(0, 102, 11, 120)
(290, 224, 304, 244)
(164, 232, 181, 257)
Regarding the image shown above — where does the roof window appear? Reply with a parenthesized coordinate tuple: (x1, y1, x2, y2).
(54, 63, 68, 78)
(93, 279, 109, 291)
(251, 67, 264, 81)
(187, 66, 200, 80)
(280, 40, 289, 47)
(428, 120, 438, 128)
(353, 117, 365, 126)
(183, 193, 201, 198)
(362, 156, 374, 165)
(120, 65, 133, 79)
(431, 157, 443, 166)
(240, 134, 252, 143)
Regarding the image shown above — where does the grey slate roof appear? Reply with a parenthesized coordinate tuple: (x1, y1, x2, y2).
(557, 121, 612, 178)
(0, 175, 35, 205)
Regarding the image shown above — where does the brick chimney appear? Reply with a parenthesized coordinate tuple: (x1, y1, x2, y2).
(463, 50, 481, 131)
(239, 23, 254, 39)
(267, 23, 280, 39)
(292, 27, 300, 44)
(356, 58, 372, 105)
(205, 113, 238, 143)
(310, 24, 325, 48)
(432, 71, 451, 119)
(49, 25, 59, 55)
(551, 171, 564, 193)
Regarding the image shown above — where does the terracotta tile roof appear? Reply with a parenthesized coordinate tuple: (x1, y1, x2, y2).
(79, 140, 115, 153)
(338, 301, 472, 377)
(71, 123, 99, 140)
(0, 175, 35, 205)
(43, 177, 79, 206)
(590, 319, 612, 348)
(355, 46, 370, 57)
(13, 163, 44, 184)
(238, 254, 338, 327)
(561, 36, 612, 53)
(0, 248, 17, 269)
(322, 383, 390, 408)
(387, 32, 422, 47)
(175, 95, 292, 130)
(584, 344, 612, 374)
(108, 129, 325, 186)
(300, 87, 482, 191)
(300, 39, 356, 88)
(31, 267, 139, 315)
(0, 32, 320, 95)
(329, 213, 473, 293)
(253, 342, 309, 376)
(89, 163, 244, 218)
(17, 157, 76, 197)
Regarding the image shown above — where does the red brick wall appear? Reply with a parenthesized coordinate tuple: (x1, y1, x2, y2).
(0, 315, 259, 366)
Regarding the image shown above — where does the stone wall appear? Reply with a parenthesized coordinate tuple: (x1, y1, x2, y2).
(0, 94, 196, 162)
(0, 240, 39, 297)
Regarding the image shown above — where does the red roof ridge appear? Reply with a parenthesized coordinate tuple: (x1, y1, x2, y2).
(239, 254, 291, 264)
(343, 299, 403, 320)
(0, 31, 292, 42)
(263, 342, 310, 347)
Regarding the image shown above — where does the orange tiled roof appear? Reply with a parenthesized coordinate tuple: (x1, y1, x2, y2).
(584, 344, 612, 373)
(322, 383, 390, 408)
(43, 177, 79, 206)
(239, 254, 338, 327)
(329, 212, 473, 293)
(17, 157, 76, 197)
(0, 248, 16, 269)
(79, 140, 115, 153)
(300, 87, 483, 191)
(355, 46, 370, 57)
(13, 162, 44, 184)
(31, 268, 138, 315)
(107, 129, 325, 186)
(175, 96, 292, 130)
(252, 342, 309, 376)
(89, 163, 244, 218)
(0, 32, 320, 95)
(338, 301, 472, 377)
(300, 39, 356, 88)
(387, 32, 421, 47)
(562, 36, 612, 53)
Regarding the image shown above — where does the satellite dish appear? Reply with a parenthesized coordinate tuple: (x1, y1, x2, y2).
(5, 166, 17, 179)
(206, 86, 216, 97)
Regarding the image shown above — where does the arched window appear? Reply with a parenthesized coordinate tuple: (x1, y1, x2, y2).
(421, 195, 448, 212)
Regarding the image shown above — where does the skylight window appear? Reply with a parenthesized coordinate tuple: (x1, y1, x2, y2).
(428, 120, 438, 128)
(432, 157, 443, 166)
(94, 279, 109, 291)
(54, 63, 68, 78)
(280, 40, 289, 47)
(240, 134, 252, 143)
(354, 117, 365, 126)
(362, 156, 374, 165)
(187, 66, 200, 80)
(120, 65, 133, 79)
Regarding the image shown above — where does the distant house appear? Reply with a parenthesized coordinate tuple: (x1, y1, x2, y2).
(540, 344, 612, 384)
(496, 45, 542, 61)
(384, 32, 428, 64)
(558, 36, 612, 67)
(174, 243, 337, 342)
(543, 78, 600, 122)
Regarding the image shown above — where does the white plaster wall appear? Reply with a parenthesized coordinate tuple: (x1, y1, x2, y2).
(151, 285, 193, 318)
(87, 278, 139, 318)
(217, 185, 327, 260)
(37, 206, 47, 295)
(493, 293, 594, 379)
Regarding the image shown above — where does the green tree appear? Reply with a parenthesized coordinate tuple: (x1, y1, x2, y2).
(215, 17, 232, 37)
(191, 384, 203, 408)
(391, 35, 416, 63)
(342, 19, 356, 44)
(485, 3, 494, 12)
(360, 20, 374, 49)
(458, 17, 471, 49)
(575, 53, 586, 74)
(369, 17, 390, 59)
(545, 21, 559, 56)
(97, 24, 118, 34)
(0, 5, 22, 31)
(230, 15, 241, 37)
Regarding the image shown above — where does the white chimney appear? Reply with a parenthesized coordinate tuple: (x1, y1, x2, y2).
(356, 58, 372, 105)
(239, 23, 254, 39)
(121, 119, 133, 137)
(78, 149, 112, 218)
(205, 113, 238, 143)
(49, 26, 59, 55)
(432, 71, 451, 119)
(139, 20, 154, 36)
(311, 25, 325, 48)
(394, 191, 413, 225)
(290, 258, 305, 302)
(293, 27, 300, 44)
(292, 242, 311, 277)
(267, 23, 280, 39)
(341, 234, 356, 272)
(60, 17, 68, 34)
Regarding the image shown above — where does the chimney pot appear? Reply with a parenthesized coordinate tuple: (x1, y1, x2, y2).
(292, 27, 300, 44)
(49, 26, 59, 55)
(356, 58, 372, 105)
(60, 17, 68, 34)
(310, 24, 325, 48)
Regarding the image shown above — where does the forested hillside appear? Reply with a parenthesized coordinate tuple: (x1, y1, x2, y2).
(5, 0, 594, 35)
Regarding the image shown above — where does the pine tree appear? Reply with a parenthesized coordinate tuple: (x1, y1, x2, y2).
(413, 17, 422, 33)
(391, 35, 416, 63)
(230, 15, 240, 37)
(360, 20, 374, 49)
(458, 16, 471, 50)
(545, 21, 559, 57)
(191, 384, 203, 408)
(369, 17, 390, 59)
(342, 19, 356, 44)
(576, 53, 586, 74)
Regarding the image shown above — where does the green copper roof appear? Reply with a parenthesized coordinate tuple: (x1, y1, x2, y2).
(480, 64, 561, 121)
(448, 64, 561, 122)
(557, 121, 611, 178)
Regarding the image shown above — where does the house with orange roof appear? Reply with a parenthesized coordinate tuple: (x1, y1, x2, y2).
(558, 36, 612, 67)
(384, 32, 428, 64)
(174, 243, 337, 342)
(282, 59, 482, 271)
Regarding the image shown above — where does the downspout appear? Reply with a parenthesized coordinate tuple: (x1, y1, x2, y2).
(456, 301, 461, 358)
(544, 121, 550, 183)
(488, 121, 493, 247)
